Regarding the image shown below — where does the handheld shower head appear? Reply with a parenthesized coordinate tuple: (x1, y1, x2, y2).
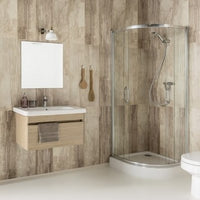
(152, 32, 170, 43)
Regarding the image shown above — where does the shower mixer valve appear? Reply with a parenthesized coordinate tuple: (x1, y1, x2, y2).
(163, 82, 174, 90)
(163, 82, 174, 104)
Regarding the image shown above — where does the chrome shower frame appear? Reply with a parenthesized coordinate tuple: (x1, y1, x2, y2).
(111, 24, 189, 168)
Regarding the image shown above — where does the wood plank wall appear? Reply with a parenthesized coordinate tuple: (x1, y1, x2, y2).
(138, 0, 189, 159)
(189, 0, 200, 152)
(113, 1, 188, 161)
(0, 0, 200, 181)
(0, 0, 138, 180)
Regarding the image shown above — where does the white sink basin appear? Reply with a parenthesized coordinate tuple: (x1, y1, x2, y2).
(13, 106, 86, 116)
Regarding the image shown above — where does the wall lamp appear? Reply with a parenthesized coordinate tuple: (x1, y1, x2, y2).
(40, 27, 58, 41)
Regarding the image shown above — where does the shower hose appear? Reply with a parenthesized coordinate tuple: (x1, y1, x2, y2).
(148, 43, 170, 107)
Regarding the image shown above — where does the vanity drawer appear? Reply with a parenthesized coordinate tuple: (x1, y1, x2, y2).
(28, 114, 84, 124)
(28, 122, 84, 150)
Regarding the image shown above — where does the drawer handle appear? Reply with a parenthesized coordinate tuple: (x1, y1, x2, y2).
(28, 120, 83, 125)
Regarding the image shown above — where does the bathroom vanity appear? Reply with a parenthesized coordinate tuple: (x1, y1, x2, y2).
(15, 42, 86, 151)
(13, 106, 86, 150)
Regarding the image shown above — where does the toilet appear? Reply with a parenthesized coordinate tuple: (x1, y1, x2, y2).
(181, 152, 200, 199)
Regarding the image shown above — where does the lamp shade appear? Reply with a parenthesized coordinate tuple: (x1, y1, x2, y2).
(45, 29, 57, 41)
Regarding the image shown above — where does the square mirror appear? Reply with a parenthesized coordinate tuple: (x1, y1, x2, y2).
(21, 41, 63, 88)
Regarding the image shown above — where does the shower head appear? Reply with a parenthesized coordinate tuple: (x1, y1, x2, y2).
(152, 32, 170, 43)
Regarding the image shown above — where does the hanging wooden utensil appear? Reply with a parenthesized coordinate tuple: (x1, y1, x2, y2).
(88, 66, 95, 101)
(79, 65, 87, 89)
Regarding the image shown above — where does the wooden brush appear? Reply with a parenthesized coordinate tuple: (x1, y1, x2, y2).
(79, 65, 87, 89)
(88, 66, 95, 101)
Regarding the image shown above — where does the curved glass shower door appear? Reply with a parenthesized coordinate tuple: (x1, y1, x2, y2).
(111, 25, 188, 167)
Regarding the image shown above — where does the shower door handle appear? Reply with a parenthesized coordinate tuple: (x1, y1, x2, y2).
(124, 86, 129, 103)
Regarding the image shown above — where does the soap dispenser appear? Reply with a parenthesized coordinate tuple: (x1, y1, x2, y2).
(21, 93, 28, 108)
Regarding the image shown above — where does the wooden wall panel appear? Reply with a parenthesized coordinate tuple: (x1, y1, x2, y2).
(36, 149, 53, 174)
(149, 107, 160, 154)
(1, 0, 198, 181)
(83, 107, 100, 166)
(52, 146, 79, 171)
(0, 122, 8, 179)
(138, 0, 189, 160)
(0, 0, 18, 180)
(113, 106, 125, 155)
(15, 147, 36, 177)
(85, 0, 99, 46)
(99, 0, 112, 107)
(189, 0, 200, 151)
(128, 105, 138, 153)
(99, 106, 111, 163)
(0, 0, 18, 38)
(0, 0, 125, 180)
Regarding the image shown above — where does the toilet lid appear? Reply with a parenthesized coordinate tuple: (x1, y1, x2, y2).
(181, 152, 200, 166)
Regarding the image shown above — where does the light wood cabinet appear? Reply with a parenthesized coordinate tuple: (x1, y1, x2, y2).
(15, 113, 84, 150)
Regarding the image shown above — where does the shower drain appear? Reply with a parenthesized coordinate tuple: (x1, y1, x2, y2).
(144, 154, 152, 157)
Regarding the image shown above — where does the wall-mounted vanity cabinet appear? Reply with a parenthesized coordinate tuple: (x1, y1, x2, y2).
(13, 107, 86, 150)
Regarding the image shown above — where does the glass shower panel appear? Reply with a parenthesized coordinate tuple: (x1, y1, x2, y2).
(113, 31, 125, 156)
(174, 28, 188, 162)
(113, 28, 150, 159)
(152, 28, 176, 162)
(112, 25, 188, 167)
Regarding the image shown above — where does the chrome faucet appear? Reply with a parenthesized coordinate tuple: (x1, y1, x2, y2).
(43, 96, 48, 107)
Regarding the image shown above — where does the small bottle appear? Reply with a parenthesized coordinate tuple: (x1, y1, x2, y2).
(21, 93, 28, 108)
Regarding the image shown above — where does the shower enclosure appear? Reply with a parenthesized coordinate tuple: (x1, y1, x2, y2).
(111, 24, 188, 167)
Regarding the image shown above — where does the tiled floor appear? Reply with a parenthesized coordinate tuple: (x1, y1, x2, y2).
(0, 164, 194, 200)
